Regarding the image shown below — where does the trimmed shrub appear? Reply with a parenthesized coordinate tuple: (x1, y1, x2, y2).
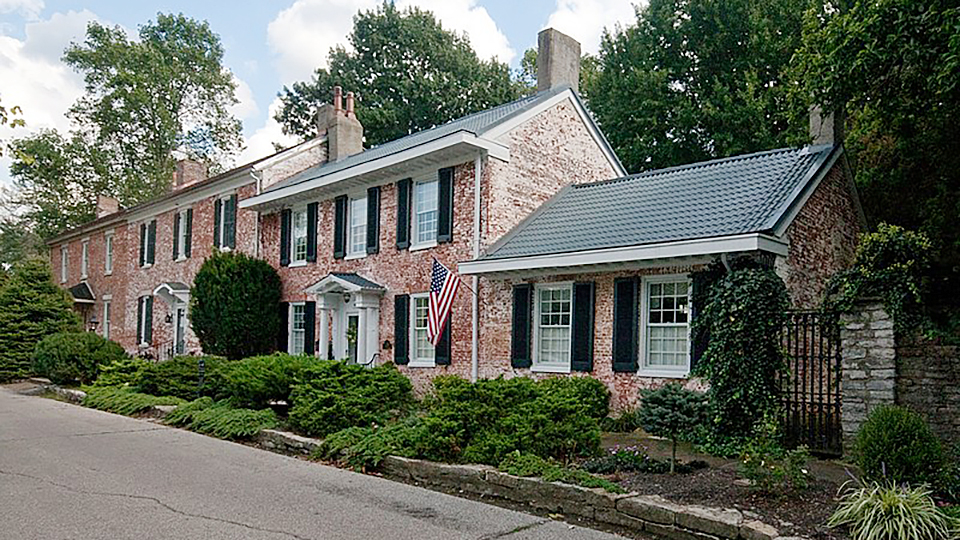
(288, 361, 414, 437)
(855, 405, 945, 486)
(190, 250, 282, 359)
(0, 258, 81, 381)
(82, 386, 184, 415)
(164, 398, 278, 440)
(497, 451, 625, 494)
(32, 331, 128, 384)
(601, 409, 643, 433)
(214, 353, 318, 408)
(317, 416, 429, 470)
(828, 481, 955, 540)
(537, 376, 610, 419)
(639, 383, 708, 472)
(91, 357, 151, 388)
(136, 355, 227, 400)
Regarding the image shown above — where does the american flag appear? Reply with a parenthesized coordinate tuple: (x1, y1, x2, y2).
(427, 258, 460, 346)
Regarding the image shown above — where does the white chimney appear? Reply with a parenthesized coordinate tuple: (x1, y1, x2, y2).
(538, 28, 581, 93)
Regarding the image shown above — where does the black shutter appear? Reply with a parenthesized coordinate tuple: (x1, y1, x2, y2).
(277, 302, 289, 352)
(333, 195, 347, 259)
(511, 284, 533, 368)
(213, 198, 222, 248)
(571, 282, 595, 372)
(366, 186, 380, 254)
(226, 194, 237, 248)
(394, 295, 409, 365)
(147, 220, 156, 265)
(304, 301, 316, 355)
(437, 167, 454, 243)
(184, 208, 193, 257)
(173, 212, 181, 260)
(136, 297, 144, 343)
(435, 321, 451, 365)
(306, 202, 318, 262)
(139, 224, 146, 267)
(613, 278, 639, 372)
(144, 296, 154, 345)
(280, 209, 291, 266)
(396, 178, 411, 249)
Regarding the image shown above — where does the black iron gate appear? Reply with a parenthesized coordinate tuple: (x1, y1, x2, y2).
(780, 310, 843, 456)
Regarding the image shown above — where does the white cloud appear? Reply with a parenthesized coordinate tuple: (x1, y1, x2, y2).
(0, 0, 44, 20)
(546, 0, 638, 55)
(238, 97, 300, 165)
(230, 76, 259, 121)
(267, 0, 514, 85)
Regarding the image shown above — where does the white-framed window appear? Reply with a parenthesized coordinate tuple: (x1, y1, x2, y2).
(291, 208, 308, 264)
(409, 293, 435, 367)
(102, 297, 111, 340)
(289, 303, 306, 354)
(175, 208, 189, 260)
(137, 296, 152, 346)
(347, 195, 367, 257)
(60, 246, 68, 283)
(412, 177, 439, 247)
(640, 275, 692, 377)
(80, 239, 89, 279)
(104, 232, 114, 275)
(533, 283, 573, 372)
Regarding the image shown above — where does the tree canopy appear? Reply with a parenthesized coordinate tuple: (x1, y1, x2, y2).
(0, 96, 24, 157)
(276, 2, 524, 147)
(8, 13, 242, 240)
(583, 0, 808, 173)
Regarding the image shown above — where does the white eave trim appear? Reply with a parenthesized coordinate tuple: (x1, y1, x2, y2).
(458, 233, 788, 275)
(240, 131, 510, 211)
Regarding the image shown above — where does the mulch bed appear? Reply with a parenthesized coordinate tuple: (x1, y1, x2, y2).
(610, 462, 848, 540)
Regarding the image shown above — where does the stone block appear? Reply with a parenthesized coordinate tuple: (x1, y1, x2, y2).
(380, 456, 413, 481)
(675, 506, 742, 539)
(618, 495, 681, 525)
(740, 520, 779, 540)
(868, 319, 894, 330)
(644, 521, 719, 540)
(594, 508, 648, 531)
(845, 370, 867, 380)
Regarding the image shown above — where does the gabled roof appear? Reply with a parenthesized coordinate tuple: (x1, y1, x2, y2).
(304, 273, 385, 295)
(68, 282, 95, 303)
(475, 144, 840, 263)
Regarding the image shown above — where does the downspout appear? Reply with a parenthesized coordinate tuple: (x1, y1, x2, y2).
(250, 170, 263, 259)
(471, 154, 482, 383)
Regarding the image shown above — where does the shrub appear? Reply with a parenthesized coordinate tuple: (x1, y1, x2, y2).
(855, 405, 945, 486)
(693, 265, 790, 437)
(214, 353, 318, 408)
(0, 258, 81, 382)
(82, 386, 184, 415)
(288, 361, 414, 437)
(164, 398, 278, 440)
(317, 416, 428, 470)
(497, 451, 625, 494)
(639, 383, 708, 473)
(600, 409, 643, 433)
(739, 417, 810, 494)
(828, 481, 955, 540)
(32, 331, 128, 385)
(581, 445, 708, 475)
(190, 250, 282, 359)
(91, 357, 151, 388)
(537, 376, 610, 419)
(136, 355, 227, 400)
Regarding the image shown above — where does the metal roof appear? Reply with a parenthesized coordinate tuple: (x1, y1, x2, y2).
(265, 85, 598, 193)
(68, 282, 95, 303)
(330, 273, 385, 290)
(481, 145, 839, 261)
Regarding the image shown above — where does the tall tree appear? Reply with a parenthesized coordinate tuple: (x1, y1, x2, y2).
(791, 0, 960, 319)
(9, 13, 242, 239)
(584, 0, 808, 173)
(276, 2, 523, 146)
(0, 96, 24, 157)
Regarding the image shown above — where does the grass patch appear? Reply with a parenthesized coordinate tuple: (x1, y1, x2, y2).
(82, 387, 184, 415)
(164, 397, 278, 440)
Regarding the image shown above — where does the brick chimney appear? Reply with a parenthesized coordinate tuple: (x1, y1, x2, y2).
(538, 28, 581, 93)
(172, 159, 208, 190)
(316, 86, 364, 161)
(809, 105, 844, 146)
(96, 195, 120, 218)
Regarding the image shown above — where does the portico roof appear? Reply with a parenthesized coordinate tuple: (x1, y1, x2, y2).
(153, 281, 190, 305)
(304, 273, 385, 295)
(68, 282, 95, 304)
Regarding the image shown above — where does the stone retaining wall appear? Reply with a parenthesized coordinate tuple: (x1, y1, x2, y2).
(254, 429, 321, 455)
(898, 341, 960, 445)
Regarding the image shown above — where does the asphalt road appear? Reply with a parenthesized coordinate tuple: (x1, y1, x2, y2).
(0, 388, 626, 540)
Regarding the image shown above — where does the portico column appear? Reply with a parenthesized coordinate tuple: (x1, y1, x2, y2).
(357, 307, 368, 365)
(318, 309, 329, 360)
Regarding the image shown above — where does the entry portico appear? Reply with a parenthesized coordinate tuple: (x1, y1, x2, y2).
(305, 273, 384, 364)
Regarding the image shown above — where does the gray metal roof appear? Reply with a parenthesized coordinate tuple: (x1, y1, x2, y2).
(331, 273, 385, 290)
(266, 85, 605, 193)
(68, 282, 95, 302)
(482, 145, 839, 261)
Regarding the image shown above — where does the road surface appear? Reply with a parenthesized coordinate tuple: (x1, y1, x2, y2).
(0, 387, 626, 540)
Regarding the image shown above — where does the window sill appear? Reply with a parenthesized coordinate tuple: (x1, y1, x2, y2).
(637, 369, 690, 379)
(80, 275, 88, 280)
(104, 272, 112, 277)
(175, 255, 188, 263)
(345, 252, 367, 261)
(288, 260, 308, 268)
(140, 263, 153, 269)
(409, 240, 438, 252)
(407, 361, 436, 368)
(217, 246, 233, 253)
(531, 363, 572, 374)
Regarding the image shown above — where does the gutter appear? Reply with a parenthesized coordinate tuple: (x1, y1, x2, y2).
(471, 154, 482, 383)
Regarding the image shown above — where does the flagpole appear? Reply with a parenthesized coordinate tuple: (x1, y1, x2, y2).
(434, 257, 478, 297)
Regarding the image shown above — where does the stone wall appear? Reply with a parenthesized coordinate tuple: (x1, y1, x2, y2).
(898, 341, 960, 445)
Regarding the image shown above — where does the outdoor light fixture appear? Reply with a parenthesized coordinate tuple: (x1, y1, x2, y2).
(342, 292, 352, 303)
(88, 315, 99, 332)
(165, 313, 173, 324)
(382, 340, 392, 350)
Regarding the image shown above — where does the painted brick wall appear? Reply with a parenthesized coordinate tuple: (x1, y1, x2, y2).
(778, 164, 862, 308)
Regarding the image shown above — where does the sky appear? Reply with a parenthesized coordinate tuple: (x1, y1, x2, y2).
(0, 0, 639, 186)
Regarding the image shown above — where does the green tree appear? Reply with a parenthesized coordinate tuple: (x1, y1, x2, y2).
(584, 0, 808, 173)
(638, 383, 708, 473)
(190, 250, 282, 360)
(0, 258, 81, 382)
(0, 96, 25, 157)
(276, 2, 523, 146)
(791, 0, 960, 326)
(9, 13, 242, 240)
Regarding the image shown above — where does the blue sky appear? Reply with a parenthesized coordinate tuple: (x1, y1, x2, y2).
(0, 0, 637, 183)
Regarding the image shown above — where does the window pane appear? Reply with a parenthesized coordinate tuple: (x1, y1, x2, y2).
(291, 304, 306, 354)
(293, 210, 308, 262)
(646, 279, 691, 370)
(415, 180, 438, 244)
(349, 197, 367, 255)
(413, 296, 434, 363)
(536, 286, 572, 366)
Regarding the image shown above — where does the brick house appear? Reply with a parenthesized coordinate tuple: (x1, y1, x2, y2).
(47, 28, 863, 409)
